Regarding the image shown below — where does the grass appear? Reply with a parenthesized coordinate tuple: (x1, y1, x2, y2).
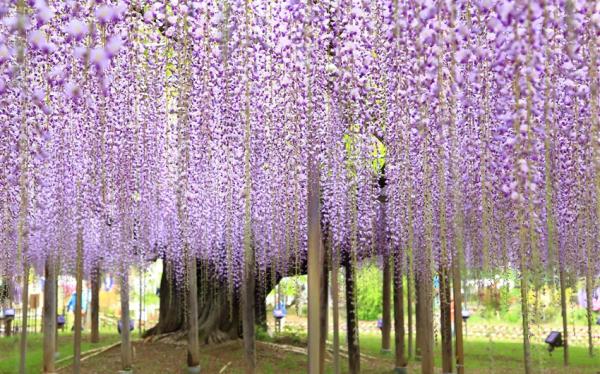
(0, 331, 120, 374)
(348, 333, 600, 373)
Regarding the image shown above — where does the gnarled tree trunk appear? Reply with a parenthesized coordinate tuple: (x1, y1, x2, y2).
(145, 258, 287, 345)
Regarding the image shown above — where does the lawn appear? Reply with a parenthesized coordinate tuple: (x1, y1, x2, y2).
(355, 333, 600, 373)
(0, 331, 120, 374)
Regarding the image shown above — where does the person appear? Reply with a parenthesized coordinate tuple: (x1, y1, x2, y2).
(67, 291, 88, 331)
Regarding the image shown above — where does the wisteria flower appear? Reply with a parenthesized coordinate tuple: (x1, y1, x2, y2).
(64, 81, 81, 100)
(28, 30, 48, 51)
(65, 19, 88, 42)
(35, 3, 55, 26)
(90, 48, 109, 72)
(46, 65, 65, 86)
(3, 15, 30, 34)
(143, 10, 154, 23)
(0, 44, 10, 64)
(105, 35, 124, 58)
(95, 4, 125, 25)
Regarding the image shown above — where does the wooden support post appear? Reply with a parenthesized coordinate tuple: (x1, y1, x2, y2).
(380, 182, 391, 354)
(418, 269, 434, 374)
(90, 265, 100, 344)
(393, 246, 407, 373)
(414, 276, 421, 361)
(73, 229, 83, 374)
(187, 257, 200, 371)
(439, 264, 453, 374)
(120, 269, 132, 372)
(345, 258, 360, 374)
(452, 252, 465, 374)
(407, 264, 413, 359)
(331, 253, 340, 374)
(19, 266, 30, 374)
(382, 252, 392, 354)
(559, 265, 568, 366)
(307, 142, 322, 373)
(242, 245, 256, 374)
(318, 244, 328, 374)
(585, 267, 594, 357)
(43, 258, 57, 373)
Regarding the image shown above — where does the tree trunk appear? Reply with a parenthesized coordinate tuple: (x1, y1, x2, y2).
(393, 247, 407, 373)
(147, 261, 184, 335)
(146, 260, 249, 344)
(255, 281, 267, 331)
(90, 265, 100, 344)
(440, 265, 453, 374)
(382, 252, 392, 354)
(43, 258, 57, 373)
(345, 258, 360, 374)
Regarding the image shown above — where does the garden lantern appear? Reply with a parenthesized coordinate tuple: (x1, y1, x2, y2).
(545, 331, 563, 353)
(57, 314, 65, 329)
(3, 308, 15, 321)
(117, 320, 134, 334)
(273, 302, 286, 334)
(461, 310, 471, 322)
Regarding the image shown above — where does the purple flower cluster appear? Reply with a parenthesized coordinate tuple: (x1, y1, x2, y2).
(0, 0, 598, 290)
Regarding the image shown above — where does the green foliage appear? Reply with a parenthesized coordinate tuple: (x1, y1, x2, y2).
(356, 262, 383, 321)
(256, 326, 271, 342)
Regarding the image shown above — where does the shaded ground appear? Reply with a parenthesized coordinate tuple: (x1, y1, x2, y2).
(56, 339, 394, 374)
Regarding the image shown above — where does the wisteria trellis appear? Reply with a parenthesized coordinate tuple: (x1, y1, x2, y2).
(0, 0, 599, 371)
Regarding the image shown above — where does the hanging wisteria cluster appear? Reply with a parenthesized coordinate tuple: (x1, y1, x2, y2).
(0, 0, 599, 292)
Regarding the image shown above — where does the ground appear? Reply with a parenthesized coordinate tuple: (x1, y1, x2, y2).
(1, 330, 599, 374)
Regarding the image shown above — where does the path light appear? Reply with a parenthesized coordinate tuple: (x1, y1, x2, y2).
(461, 310, 471, 337)
(461, 310, 471, 322)
(2, 308, 14, 319)
(273, 303, 287, 334)
(545, 331, 563, 353)
(57, 314, 65, 329)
